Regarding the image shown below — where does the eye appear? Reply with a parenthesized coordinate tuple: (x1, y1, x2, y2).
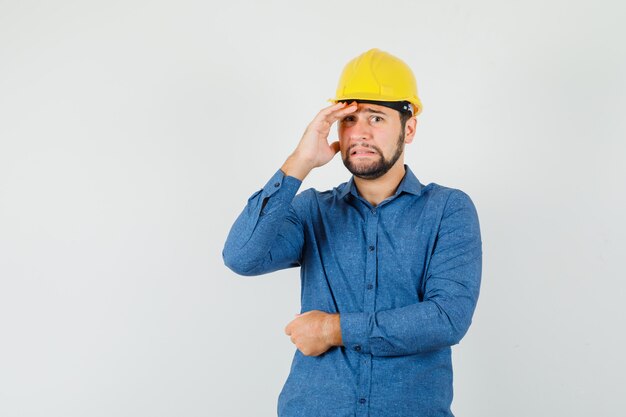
(371, 116, 384, 123)
(342, 115, 356, 123)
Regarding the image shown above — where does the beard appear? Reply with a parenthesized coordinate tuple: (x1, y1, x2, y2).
(342, 133, 405, 180)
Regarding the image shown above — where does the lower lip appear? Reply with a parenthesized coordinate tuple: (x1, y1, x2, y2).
(352, 153, 377, 157)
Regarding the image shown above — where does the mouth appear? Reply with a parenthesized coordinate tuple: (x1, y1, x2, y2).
(350, 148, 378, 157)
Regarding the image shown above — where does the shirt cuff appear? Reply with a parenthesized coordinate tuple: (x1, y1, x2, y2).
(340, 312, 371, 354)
(252, 169, 303, 217)
(260, 169, 302, 200)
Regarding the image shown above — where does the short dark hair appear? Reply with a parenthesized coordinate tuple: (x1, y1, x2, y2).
(399, 110, 412, 138)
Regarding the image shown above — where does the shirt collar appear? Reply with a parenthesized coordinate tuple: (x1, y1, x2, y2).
(337, 164, 423, 200)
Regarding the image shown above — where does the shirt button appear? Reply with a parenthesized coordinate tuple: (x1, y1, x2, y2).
(354, 345, 361, 352)
(371, 209, 377, 214)
(274, 182, 280, 187)
(367, 283, 373, 290)
(368, 245, 375, 252)
(359, 398, 367, 404)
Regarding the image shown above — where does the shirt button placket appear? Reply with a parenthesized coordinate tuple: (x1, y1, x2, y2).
(357, 207, 378, 417)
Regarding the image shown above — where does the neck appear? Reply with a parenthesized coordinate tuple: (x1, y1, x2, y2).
(353, 160, 406, 207)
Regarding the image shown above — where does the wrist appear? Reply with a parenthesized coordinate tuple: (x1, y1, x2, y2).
(324, 313, 343, 347)
(281, 153, 314, 181)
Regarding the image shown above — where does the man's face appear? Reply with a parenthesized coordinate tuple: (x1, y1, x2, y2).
(337, 103, 408, 180)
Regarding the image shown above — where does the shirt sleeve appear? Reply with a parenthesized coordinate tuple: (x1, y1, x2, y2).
(339, 189, 482, 356)
(222, 169, 306, 276)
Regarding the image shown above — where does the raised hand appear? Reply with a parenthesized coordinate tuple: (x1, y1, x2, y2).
(281, 101, 357, 180)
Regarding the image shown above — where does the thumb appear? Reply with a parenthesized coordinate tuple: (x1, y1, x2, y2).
(329, 140, 340, 155)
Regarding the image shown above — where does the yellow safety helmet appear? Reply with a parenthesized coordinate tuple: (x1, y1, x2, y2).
(330, 48, 422, 115)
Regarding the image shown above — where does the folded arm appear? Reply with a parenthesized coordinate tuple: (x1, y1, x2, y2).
(340, 190, 483, 356)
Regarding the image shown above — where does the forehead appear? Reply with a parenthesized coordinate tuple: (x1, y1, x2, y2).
(351, 102, 395, 115)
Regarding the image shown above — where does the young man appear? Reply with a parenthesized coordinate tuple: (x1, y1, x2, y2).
(223, 48, 482, 417)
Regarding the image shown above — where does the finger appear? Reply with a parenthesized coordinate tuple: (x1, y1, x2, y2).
(324, 102, 358, 123)
(329, 141, 340, 155)
(319, 101, 348, 115)
(315, 101, 351, 121)
(310, 103, 356, 132)
(336, 101, 358, 114)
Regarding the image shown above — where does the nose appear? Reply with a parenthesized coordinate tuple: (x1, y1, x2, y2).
(345, 116, 372, 142)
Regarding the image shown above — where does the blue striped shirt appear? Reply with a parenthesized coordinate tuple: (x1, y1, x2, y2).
(223, 165, 482, 417)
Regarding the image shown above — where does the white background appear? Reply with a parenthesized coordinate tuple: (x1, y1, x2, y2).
(1, 1, 625, 416)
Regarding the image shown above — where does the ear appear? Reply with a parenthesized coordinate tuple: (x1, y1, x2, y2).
(403, 116, 417, 144)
